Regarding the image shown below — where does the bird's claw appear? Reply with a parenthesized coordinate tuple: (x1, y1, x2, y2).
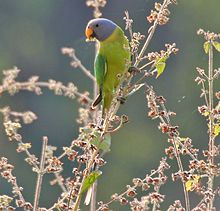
(117, 97, 126, 104)
(128, 66, 140, 75)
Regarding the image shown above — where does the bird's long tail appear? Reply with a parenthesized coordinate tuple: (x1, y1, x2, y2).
(92, 90, 102, 108)
(103, 92, 113, 113)
(84, 163, 97, 205)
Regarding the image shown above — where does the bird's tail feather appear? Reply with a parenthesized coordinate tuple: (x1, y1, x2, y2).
(103, 92, 113, 112)
(84, 162, 98, 205)
(84, 186, 93, 205)
(92, 92, 102, 108)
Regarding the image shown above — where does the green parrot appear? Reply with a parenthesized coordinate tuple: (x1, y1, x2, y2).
(85, 18, 131, 113)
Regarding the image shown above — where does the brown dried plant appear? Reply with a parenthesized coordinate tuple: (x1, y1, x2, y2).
(1, 0, 220, 211)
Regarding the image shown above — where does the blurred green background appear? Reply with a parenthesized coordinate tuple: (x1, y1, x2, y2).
(0, 0, 220, 210)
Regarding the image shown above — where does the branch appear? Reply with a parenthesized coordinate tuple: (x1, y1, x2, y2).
(207, 42, 215, 211)
(33, 136, 48, 211)
(61, 47, 96, 81)
(134, 0, 170, 67)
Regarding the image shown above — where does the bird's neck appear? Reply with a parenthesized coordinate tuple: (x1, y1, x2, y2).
(100, 27, 124, 45)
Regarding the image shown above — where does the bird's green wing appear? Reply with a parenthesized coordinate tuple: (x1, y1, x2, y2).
(92, 54, 107, 108)
(94, 53, 107, 87)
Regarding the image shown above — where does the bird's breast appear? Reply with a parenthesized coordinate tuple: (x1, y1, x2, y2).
(100, 41, 129, 69)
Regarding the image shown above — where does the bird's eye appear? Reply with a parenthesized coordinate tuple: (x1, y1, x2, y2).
(95, 24, 99, 27)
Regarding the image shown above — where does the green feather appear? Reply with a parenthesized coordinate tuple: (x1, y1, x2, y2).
(95, 54, 107, 87)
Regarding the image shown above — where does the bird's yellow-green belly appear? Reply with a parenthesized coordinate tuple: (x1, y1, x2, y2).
(100, 43, 130, 92)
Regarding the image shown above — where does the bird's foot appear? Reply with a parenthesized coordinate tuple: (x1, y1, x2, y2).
(117, 96, 126, 104)
(128, 66, 140, 75)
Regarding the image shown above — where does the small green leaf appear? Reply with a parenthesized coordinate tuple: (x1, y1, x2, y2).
(157, 56, 167, 63)
(175, 137, 187, 149)
(90, 133, 111, 152)
(80, 170, 102, 194)
(156, 62, 166, 78)
(214, 124, 220, 137)
(155, 56, 168, 78)
(213, 41, 220, 52)
(203, 41, 211, 54)
(185, 174, 200, 192)
(202, 111, 210, 117)
(80, 127, 111, 152)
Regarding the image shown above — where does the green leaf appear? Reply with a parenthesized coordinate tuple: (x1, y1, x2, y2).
(156, 62, 166, 78)
(213, 41, 220, 52)
(175, 137, 187, 149)
(185, 174, 200, 192)
(155, 56, 168, 78)
(214, 124, 220, 137)
(90, 133, 111, 152)
(80, 170, 102, 194)
(80, 126, 111, 152)
(203, 41, 211, 54)
(202, 111, 210, 117)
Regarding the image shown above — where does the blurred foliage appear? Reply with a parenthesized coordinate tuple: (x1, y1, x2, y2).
(0, 0, 220, 210)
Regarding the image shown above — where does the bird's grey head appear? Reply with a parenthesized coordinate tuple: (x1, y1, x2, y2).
(85, 18, 117, 41)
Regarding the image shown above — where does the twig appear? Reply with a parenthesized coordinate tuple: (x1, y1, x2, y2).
(173, 138, 191, 211)
(134, 0, 169, 67)
(139, 60, 155, 70)
(207, 43, 215, 211)
(72, 50, 96, 81)
(33, 136, 48, 211)
(54, 172, 67, 193)
(146, 86, 191, 211)
(72, 113, 112, 210)
(62, 47, 95, 81)
(201, 80, 209, 107)
(0, 79, 92, 103)
(90, 42, 99, 211)
(90, 180, 98, 211)
(174, 137, 198, 161)
(22, 81, 92, 102)
(72, 149, 99, 211)
(124, 10, 133, 40)
(48, 192, 69, 211)
(96, 160, 165, 210)
(159, 103, 191, 211)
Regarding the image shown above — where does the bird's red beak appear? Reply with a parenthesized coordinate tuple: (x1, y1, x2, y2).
(85, 27, 94, 39)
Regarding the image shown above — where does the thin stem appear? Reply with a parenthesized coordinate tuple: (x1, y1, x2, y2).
(33, 136, 48, 211)
(96, 162, 162, 211)
(124, 10, 133, 40)
(175, 138, 198, 161)
(134, 21, 157, 67)
(48, 192, 69, 211)
(173, 138, 191, 211)
(207, 43, 215, 211)
(134, 0, 169, 67)
(54, 172, 67, 192)
(201, 80, 209, 106)
(72, 150, 99, 211)
(71, 51, 96, 81)
(0, 81, 92, 103)
(126, 67, 155, 95)
(139, 60, 154, 70)
(23, 82, 92, 102)
(73, 113, 112, 210)
(152, 191, 160, 211)
(158, 102, 190, 211)
(90, 40, 99, 211)
(90, 180, 97, 211)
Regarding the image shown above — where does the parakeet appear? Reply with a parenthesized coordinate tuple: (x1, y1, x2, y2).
(85, 18, 131, 113)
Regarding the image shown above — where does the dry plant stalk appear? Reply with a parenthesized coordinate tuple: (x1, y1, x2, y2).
(1, 0, 220, 211)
